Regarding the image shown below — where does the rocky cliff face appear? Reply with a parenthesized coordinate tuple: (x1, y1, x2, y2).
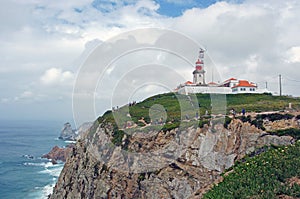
(50, 119, 294, 199)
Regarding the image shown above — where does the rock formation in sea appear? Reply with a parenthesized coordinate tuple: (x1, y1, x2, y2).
(42, 145, 75, 164)
(59, 122, 76, 141)
(50, 118, 295, 199)
(59, 122, 93, 141)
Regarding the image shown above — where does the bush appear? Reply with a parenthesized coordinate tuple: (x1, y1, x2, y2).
(224, 116, 232, 128)
(162, 122, 180, 132)
(251, 118, 265, 131)
(268, 128, 300, 140)
(257, 113, 294, 122)
(237, 115, 252, 123)
(136, 121, 146, 127)
(111, 129, 125, 146)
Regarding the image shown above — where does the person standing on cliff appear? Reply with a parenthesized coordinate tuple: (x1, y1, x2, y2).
(242, 108, 246, 116)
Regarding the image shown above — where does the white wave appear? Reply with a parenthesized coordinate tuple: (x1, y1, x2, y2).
(39, 164, 64, 177)
(29, 183, 55, 199)
(44, 161, 54, 168)
(42, 183, 55, 198)
(23, 162, 47, 167)
(64, 140, 76, 144)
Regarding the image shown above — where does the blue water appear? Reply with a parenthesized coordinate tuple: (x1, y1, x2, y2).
(0, 120, 67, 199)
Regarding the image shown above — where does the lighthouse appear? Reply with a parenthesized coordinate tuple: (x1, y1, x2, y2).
(192, 48, 206, 85)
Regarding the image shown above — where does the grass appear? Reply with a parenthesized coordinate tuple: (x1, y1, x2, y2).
(91, 93, 300, 152)
(95, 93, 300, 134)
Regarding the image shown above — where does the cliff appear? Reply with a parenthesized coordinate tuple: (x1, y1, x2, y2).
(50, 119, 294, 199)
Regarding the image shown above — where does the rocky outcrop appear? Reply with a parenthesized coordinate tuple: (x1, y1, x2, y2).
(50, 119, 295, 199)
(59, 122, 93, 141)
(263, 118, 299, 131)
(42, 145, 75, 164)
(59, 122, 76, 141)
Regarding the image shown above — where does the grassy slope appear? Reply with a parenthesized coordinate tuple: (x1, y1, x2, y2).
(98, 93, 300, 126)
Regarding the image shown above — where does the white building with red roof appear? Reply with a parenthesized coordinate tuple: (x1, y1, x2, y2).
(176, 50, 270, 95)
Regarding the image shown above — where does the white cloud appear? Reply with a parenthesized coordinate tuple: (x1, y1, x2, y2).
(2, 0, 300, 121)
(286, 46, 300, 63)
(40, 68, 75, 86)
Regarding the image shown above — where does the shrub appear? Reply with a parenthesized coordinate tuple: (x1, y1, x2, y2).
(251, 118, 265, 131)
(257, 113, 294, 122)
(224, 116, 232, 128)
(268, 128, 300, 140)
(111, 129, 125, 146)
(237, 115, 251, 123)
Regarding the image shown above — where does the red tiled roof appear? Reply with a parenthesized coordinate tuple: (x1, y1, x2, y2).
(224, 77, 237, 82)
(208, 82, 218, 85)
(185, 81, 193, 85)
(232, 80, 257, 88)
(196, 59, 203, 64)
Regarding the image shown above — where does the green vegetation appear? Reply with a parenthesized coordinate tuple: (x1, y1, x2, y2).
(97, 93, 300, 128)
(203, 141, 300, 199)
(226, 93, 300, 113)
(268, 128, 300, 140)
(99, 93, 300, 126)
(93, 93, 300, 146)
(256, 113, 294, 122)
(111, 129, 125, 146)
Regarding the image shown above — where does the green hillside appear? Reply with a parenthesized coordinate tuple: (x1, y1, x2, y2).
(98, 92, 300, 128)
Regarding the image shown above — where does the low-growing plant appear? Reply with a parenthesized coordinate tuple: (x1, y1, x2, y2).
(203, 142, 300, 199)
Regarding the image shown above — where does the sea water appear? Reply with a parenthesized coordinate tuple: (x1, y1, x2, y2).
(0, 120, 67, 199)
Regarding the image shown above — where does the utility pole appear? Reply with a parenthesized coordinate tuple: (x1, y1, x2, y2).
(279, 74, 282, 96)
(265, 82, 268, 89)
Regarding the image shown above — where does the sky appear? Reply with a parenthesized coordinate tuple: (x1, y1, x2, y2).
(1, 0, 300, 124)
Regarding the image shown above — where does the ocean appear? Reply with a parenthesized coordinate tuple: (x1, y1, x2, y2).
(0, 120, 68, 199)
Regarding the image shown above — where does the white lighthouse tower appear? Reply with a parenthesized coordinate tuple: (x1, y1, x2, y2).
(193, 48, 206, 85)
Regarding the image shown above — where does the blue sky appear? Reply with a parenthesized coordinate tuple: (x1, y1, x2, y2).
(1, 0, 300, 123)
(155, 0, 234, 16)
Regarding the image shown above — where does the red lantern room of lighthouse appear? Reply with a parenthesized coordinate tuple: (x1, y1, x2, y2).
(193, 48, 206, 85)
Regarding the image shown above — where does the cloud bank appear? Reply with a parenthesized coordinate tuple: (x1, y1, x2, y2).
(1, 0, 300, 121)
